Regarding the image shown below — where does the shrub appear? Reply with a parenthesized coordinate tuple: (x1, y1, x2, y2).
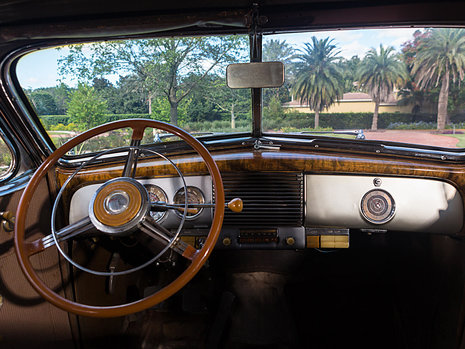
(40, 114, 151, 130)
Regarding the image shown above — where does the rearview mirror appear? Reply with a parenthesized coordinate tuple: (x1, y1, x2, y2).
(226, 62, 284, 89)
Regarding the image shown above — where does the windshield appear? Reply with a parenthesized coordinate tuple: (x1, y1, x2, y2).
(17, 35, 251, 153)
(262, 27, 465, 148)
(15, 28, 465, 150)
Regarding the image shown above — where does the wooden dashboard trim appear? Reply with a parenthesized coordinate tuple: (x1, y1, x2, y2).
(55, 147, 465, 235)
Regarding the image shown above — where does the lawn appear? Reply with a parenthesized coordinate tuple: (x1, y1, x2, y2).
(445, 134, 465, 148)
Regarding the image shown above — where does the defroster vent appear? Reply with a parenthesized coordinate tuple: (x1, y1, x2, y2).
(220, 172, 303, 226)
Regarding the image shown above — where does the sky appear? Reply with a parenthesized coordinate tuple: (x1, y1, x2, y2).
(16, 27, 420, 90)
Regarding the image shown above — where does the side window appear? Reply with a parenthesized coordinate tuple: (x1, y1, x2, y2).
(0, 135, 13, 178)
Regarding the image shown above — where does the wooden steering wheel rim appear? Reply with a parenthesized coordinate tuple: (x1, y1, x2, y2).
(14, 119, 225, 318)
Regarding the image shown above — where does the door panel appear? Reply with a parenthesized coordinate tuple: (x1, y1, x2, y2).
(0, 177, 75, 347)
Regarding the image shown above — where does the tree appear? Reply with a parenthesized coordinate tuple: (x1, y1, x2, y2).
(206, 76, 249, 129)
(336, 56, 362, 93)
(28, 91, 58, 115)
(398, 30, 435, 117)
(66, 83, 107, 130)
(263, 39, 295, 105)
(357, 45, 407, 130)
(59, 36, 247, 125)
(50, 83, 72, 115)
(263, 39, 295, 64)
(292, 37, 343, 129)
(411, 28, 465, 130)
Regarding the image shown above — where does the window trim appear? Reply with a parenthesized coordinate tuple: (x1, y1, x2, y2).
(0, 123, 19, 183)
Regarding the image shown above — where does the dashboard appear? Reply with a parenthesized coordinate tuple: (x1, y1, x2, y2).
(68, 169, 464, 251)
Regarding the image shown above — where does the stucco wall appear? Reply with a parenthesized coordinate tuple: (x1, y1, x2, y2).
(285, 101, 413, 114)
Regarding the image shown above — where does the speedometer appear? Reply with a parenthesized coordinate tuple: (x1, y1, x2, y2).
(145, 184, 168, 222)
(173, 186, 205, 219)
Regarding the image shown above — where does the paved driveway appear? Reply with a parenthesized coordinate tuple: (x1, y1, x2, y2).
(363, 130, 459, 148)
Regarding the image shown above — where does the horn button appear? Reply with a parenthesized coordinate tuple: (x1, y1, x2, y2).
(89, 178, 150, 235)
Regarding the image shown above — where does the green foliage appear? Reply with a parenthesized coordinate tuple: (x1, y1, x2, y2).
(357, 45, 408, 129)
(28, 92, 58, 115)
(336, 56, 362, 93)
(263, 96, 284, 120)
(280, 126, 334, 133)
(387, 121, 436, 130)
(0, 138, 12, 175)
(263, 39, 295, 63)
(183, 119, 249, 133)
(40, 113, 152, 130)
(50, 122, 78, 131)
(411, 28, 465, 129)
(150, 97, 192, 124)
(22, 30, 465, 140)
(292, 37, 344, 112)
(412, 29, 465, 90)
(445, 134, 465, 147)
(264, 111, 438, 130)
(40, 115, 70, 129)
(387, 121, 465, 130)
(25, 83, 71, 115)
(186, 74, 250, 126)
(58, 36, 248, 125)
(66, 84, 108, 130)
(292, 37, 344, 128)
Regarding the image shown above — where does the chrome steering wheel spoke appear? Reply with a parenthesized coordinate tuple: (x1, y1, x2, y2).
(139, 216, 197, 261)
(122, 139, 141, 178)
(26, 216, 94, 256)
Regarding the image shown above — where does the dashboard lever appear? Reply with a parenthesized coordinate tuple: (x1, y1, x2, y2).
(151, 198, 243, 213)
(151, 203, 198, 214)
(226, 198, 243, 213)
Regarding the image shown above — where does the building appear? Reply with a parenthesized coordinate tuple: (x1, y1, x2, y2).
(282, 92, 413, 113)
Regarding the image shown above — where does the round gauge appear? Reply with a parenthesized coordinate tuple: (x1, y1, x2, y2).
(173, 186, 205, 219)
(360, 189, 395, 224)
(145, 185, 168, 222)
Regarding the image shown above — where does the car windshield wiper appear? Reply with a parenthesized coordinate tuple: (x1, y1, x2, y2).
(299, 129, 365, 140)
(154, 131, 220, 142)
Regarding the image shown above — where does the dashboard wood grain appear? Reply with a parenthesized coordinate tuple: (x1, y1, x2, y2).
(55, 146, 465, 235)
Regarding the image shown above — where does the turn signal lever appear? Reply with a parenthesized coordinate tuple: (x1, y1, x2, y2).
(226, 198, 243, 213)
(151, 198, 243, 213)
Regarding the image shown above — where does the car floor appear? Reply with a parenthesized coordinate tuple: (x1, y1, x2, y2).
(80, 231, 465, 349)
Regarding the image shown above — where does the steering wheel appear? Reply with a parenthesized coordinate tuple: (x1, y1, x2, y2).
(14, 119, 225, 318)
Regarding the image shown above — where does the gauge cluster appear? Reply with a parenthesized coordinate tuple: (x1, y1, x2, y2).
(69, 176, 213, 229)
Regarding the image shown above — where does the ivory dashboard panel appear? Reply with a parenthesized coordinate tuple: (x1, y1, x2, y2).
(305, 175, 463, 234)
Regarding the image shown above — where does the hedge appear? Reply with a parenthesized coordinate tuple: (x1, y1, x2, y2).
(264, 111, 465, 130)
(40, 114, 151, 128)
(262, 112, 439, 130)
(40, 112, 465, 131)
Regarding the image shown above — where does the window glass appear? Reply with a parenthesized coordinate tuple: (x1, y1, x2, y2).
(0, 135, 13, 177)
(16, 35, 250, 154)
(263, 28, 465, 148)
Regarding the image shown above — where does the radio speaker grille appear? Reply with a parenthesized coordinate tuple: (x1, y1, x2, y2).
(219, 172, 304, 226)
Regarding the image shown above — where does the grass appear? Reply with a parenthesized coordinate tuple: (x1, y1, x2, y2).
(445, 134, 465, 147)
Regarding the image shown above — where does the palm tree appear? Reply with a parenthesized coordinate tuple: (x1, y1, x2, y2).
(292, 37, 343, 129)
(263, 39, 295, 102)
(263, 39, 295, 64)
(411, 28, 465, 130)
(357, 45, 407, 130)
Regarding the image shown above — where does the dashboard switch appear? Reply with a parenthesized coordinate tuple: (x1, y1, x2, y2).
(222, 237, 232, 246)
(285, 237, 295, 246)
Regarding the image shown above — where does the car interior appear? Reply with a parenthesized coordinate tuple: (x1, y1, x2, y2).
(1, 1, 465, 348)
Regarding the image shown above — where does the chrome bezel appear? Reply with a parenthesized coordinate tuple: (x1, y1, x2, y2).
(173, 186, 205, 220)
(89, 177, 150, 235)
(360, 189, 396, 225)
(145, 184, 168, 222)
